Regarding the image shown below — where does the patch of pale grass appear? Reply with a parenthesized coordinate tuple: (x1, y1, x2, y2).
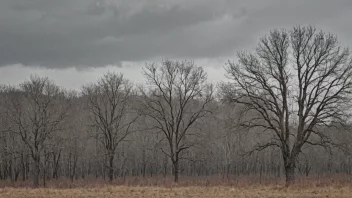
(0, 185, 351, 198)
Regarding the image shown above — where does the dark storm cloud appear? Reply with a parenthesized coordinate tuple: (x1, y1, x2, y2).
(0, 0, 352, 68)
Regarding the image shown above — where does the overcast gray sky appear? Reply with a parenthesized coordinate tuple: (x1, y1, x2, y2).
(1, 0, 352, 89)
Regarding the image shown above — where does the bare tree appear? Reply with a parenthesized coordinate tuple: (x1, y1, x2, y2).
(221, 26, 352, 185)
(139, 60, 214, 182)
(82, 72, 138, 183)
(3, 76, 71, 187)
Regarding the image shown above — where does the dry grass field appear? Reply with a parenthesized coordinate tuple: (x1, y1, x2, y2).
(0, 176, 352, 198)
(1, 185, 352, 198)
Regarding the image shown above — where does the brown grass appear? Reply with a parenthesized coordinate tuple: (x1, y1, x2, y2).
(0, 176, 352, 197)
(0, 185, 352, 198)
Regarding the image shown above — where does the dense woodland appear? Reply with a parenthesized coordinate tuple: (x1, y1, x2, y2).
(1, 26, 352, 187)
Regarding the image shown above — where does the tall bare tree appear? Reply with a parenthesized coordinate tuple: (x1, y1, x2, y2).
(140, 60, 214, 182)
(82, 72, 138, 182)
(221, 26, 352, 185)
(3, 76, 71, 187)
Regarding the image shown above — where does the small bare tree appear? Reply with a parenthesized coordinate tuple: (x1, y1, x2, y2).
(140, 60, 214, 182)
(82, 72, 138, 182)
(4, 76, 70, 187)
(221, 26, 352, 185)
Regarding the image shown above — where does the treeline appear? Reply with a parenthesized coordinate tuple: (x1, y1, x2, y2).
(1, 26, 352, 187)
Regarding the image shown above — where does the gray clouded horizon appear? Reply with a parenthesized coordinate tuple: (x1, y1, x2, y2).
(1, 0, 352, 88)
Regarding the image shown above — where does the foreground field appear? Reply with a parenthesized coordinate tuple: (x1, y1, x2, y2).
(0, 185, 352, 198)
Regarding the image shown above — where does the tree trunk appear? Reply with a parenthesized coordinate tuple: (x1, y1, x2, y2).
(285, 163, 295, 186)
(21, 152, 26, 181)
(173, 156, 179, 182)
(283, 146, 299, 187)
(43, 165, 46, 188)
(71, 155, 77, 182)
(142, 149, 146, 178)
(142, 163, 146, 178)
(163, 153, 168, 178)
(109, 153, 114, 183)
(33, 157, 40, 188)
(226, 163, 230, 179)
(52, 151, 61, 180)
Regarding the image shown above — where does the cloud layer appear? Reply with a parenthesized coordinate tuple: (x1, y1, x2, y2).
(0, 0, 352, 69)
